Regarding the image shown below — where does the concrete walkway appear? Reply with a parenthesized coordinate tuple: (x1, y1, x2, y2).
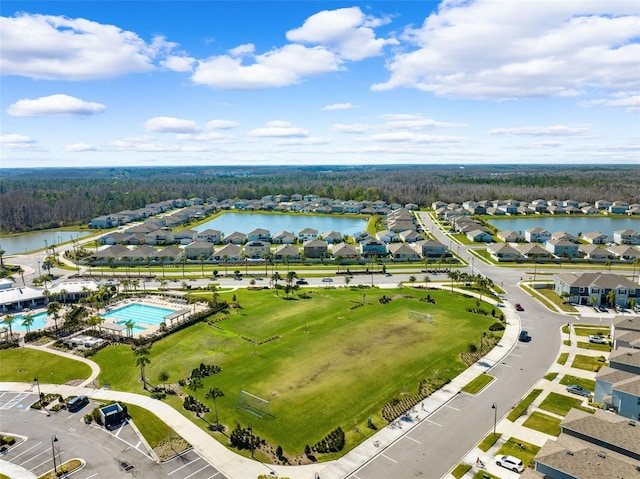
(24, 342, 100, 387)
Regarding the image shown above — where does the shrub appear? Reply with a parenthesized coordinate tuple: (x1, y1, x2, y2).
(312, 427, 345, 453)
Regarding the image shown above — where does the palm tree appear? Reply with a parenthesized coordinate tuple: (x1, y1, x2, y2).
(447, 270, 460, 292)
(0, 249, 5, 269)
(46, 301, 61, 332)
(222, 255, 229, 276)
(262, 253, 272, 276)
(344, 275, 351, 287)
(208, 283, 219, 305)
(629, 298, 636, 312)
(409, 275, 416, 287)
(199, 254, 206, 278)
(606, 290, 617, 309)
(133, 346, 151, 389)
(131, 279, 139, 292)
(125, 319, 136, 337)
(158, 371, 170, 391)
(87, 314, 103, 332)
(423, 275, 430, 289)
(205, 387, 225, 430)
(271, 272, 282, 296)
(59, 288, 68, 305)
(21, 313, 35, 334)
(188, 376, 203, 416)
(3, 314, 16, 340)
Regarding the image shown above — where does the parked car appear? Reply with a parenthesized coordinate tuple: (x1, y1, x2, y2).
(588, 335, 607, 344)
(67, 395, 89, 412)
(296, 279, 308, 285)
(495, 455, 524, 473)
(321, 277, 333, 282)
(515, 303, 524, 311)
(518, 331, 531, 342)
(566, 384, 591, 397)
(598, 305, 608, 312)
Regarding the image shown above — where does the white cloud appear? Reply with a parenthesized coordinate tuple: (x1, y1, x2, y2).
(144, 116, 201, 133)
(488, 125, 590, 136)
(248, 121, 309, 138)
(0, 13, 178, 80)
(229, 43, 255, 57)
(332, 123, 375, 133)
(0, 133, 41, 150)
(161, 55, 196, 72)
(581, 93, 640, 112)
(286, 7, 397, 61)
(373, 1, 640, 99)
(111, 135, 213, 153)
(206, 119, 241, 129)
(380, 113, 465, 129)
(176, 132, 234, 143)
(7, 94, 106, 117)
(65, 143, 96, 152)
(323, 102, 358, 111)
(370, 131, 468, 143)
(192, 44, 341, 89)
(276, 137, 330, 145)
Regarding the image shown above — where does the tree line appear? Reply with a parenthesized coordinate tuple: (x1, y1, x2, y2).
(1, 164, 638, 233)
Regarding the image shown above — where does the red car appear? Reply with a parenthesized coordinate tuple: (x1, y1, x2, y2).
(515, 303, 524, 311)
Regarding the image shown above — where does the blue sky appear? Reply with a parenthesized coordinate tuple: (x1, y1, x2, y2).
(1, 0, 639, 167)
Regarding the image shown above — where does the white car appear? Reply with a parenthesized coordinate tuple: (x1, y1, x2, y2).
(495, 454, 525, 473)
(588, 335, 608, 344)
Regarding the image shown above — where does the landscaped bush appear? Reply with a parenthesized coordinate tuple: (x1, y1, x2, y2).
(489, 322, 505, 331)
(312, 427, 345, 453)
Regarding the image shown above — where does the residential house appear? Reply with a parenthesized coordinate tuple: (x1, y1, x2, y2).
(581, 205, 599, 215)
(497, 230, 524, 243)
(597, 348, 640, 420)
(321, 231, 344, 244)
(487, 244, 522, 262)
(412, 239, 448, 259)
(608, 245, 640, 261)
(550, 231, 579, 243)
(121, 245, 156, 262)
(398, 230, 423, 243)
(303, 240, 328, 259)
(595, 199, 612, 210)
(244, 241, 271, 259)
(93, 245, 129, 261)
(271, 231, 296, 244)
(273, 244, 301, 261)
(525, 227, 551, 243)
(89, 215, 119, 229)
(99, 232, 128, 245)
(223, 231, 247, 244)
(331, 243, 359, 259)
(376, 230, 399, 243)
(153, 246, 183, 263)
(466, 229, 493, 243)
(196, 229, 222, 244)
(614, 229, 640, 245)
(247, 228, 271, 242)
(387, 243, 421, 261)
(360, 239, 388, 258)
(533, 409, 640, 478)
(545, 239, 580, 259)
(184, 241, 213, 260)
(145, 228, 174, 246)
(212, 243, 242, 261)
(579, 244, 614, 261)
(298, 228, 318, 242)
(582, 231, 611, 244)
(516, 243, 553, 259)
(612, 316, 640, 350)
(553, 272, 640, 307)
(174, 229, 198, 245)
(609, 201, 630, 214)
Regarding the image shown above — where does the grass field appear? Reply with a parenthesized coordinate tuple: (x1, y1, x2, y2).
(507, 389, 542, 422)
(522, 411, 561, 436)
(0, 348, 92, 383)
(538, 392, 594, 416)
(571, 354, 606, 371)
(93, 287, 501, 457)
(462, 374, 494, 394)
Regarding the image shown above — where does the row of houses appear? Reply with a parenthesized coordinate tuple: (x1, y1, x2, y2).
(91, 237, 451, 263)
(90, 195, 420, 230)
(488, 241, 640, 262)
(435, 198, 640, 218)
(498, 228, 640, 245)
(553, 272, 640, 307)
(527, 314, 640, 478)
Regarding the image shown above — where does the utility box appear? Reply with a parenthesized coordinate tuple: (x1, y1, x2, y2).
(99, 403, 127, 430)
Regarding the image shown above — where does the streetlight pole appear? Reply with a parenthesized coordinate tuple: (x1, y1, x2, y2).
(492, 402, 497, 437)
(34, 376, 41, 400)
(51, 435, 58, 476)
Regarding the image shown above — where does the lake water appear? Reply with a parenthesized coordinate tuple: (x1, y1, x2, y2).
(194, 213, 369, 237)
(486, 216, 640, 236)
(0, 230, 91, 256)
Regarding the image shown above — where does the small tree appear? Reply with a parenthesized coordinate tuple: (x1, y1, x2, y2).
(158, 371, 170, 391)
(205, 387, 225, 430)
(409, 275, 416, 287)
(188, 376, 203, 416)
(133, 346, 151, 389)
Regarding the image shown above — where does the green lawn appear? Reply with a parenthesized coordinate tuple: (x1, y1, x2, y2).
(477, 432, 502, 452)
(571, 354, 607, 371)
(93, 287, 501, 457)
(574, 326, 610, 337)
(452, 464, 472, 479)
(507, 389, 542, 422)
(522, 411, 561, 436)
(557, 353, 569, 365)
(543, 372, 558, 382)
(495, 438, 540, 468)
(577, 341, 611, 352)
(559, 375, 595, 391)
(0, 348, 92, 383)
(462, 374, 494, 394)
(538, 392, 593, 416)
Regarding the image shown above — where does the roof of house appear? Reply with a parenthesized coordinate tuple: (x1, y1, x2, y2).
(561, 408, 640, 455)
(608, 347, 640, 368)
(613, 316, 640, 332)
(554, 272, 639, 289)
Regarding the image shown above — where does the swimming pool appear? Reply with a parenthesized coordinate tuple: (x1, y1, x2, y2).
(7, 312, 49, 332)
(101, 303, 177, 327)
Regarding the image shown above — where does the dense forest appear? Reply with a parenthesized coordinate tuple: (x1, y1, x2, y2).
(1, 164, 638, 234)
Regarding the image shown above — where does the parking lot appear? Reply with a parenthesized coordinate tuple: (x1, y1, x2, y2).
(0, 391, 227, 479)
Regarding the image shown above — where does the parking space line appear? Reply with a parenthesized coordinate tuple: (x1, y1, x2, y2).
(183, 464, 211, 479)
(19, 447, 50, 465)
(445, 404, 460, 411)
(1, 392, 30, 410)
(381, 453, 397, 463)
(84, 474, 99, 479)
(426, 418, 442, 427)
(12, 442, 42, 459)
(168, 457, 201, 475)
(404, 435, 421, 444)
(205, 473, 220, 479)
